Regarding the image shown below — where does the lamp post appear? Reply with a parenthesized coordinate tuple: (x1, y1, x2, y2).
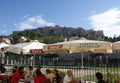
(33, 54, 35, 68)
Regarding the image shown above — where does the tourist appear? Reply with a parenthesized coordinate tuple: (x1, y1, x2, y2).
(12, 65, 18, 73)
(95, 72, 105, 83)
(0, 64, 6, 73)
(11, 66, 25, 83)
(25, 66, 34, 82)
(45, 69, 55, 83)
(63, 70, 77, 83)
(10, 65, 18, 81)
(33, 65, 41, 77)
(34, 70, 47, 83)
(53, 69, 61, 83)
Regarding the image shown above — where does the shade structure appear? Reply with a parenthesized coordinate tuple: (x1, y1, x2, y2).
(68, 40, 112, 53)
(0, 42, 10, 64)
(7, 41, 46, 68)
(0, 42, 10, 52)
(43, 39, 112, 54)
(0, 42, 10, 48)
(43, 39, 112, 82)
(112, 41, 120, 52)
(7, 41, 46, 55)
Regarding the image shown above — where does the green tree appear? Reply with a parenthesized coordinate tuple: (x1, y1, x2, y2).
(11, 34, 20, 44)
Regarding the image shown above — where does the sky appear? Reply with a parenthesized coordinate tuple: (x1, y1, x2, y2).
(0, 0, 120, 37)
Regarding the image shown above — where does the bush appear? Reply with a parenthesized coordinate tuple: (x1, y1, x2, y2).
(105, 73, 120, 83)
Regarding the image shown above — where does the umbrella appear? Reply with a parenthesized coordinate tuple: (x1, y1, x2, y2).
(7, 41, 46, 54)
(0, 42, 10, 64)
(43, 39, 112, 81)
(43, 39, 112, 54)
(43, 39, 112, 67)
(112, 41, 120, 53)
(68, 39, 112, 53)
(0, 42, 10, 48)
(7, 41, 46, 67)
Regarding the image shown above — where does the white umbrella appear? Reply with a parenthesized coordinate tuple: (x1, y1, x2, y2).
(112, 41, 120, 52)
(0, 42, 10, 49)
(43, 39, 112, 54)
(7, 41, 46, 67)
(7, 41, 46, 54)
(68, 39, 112, 53)
(43, 39, 112, 82)
(0, 42, 10, 64)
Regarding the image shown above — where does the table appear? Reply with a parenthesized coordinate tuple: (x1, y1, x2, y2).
(19, 79, 34, 83)
(83, 81, 95, 83)
(0, 74, 10, 83)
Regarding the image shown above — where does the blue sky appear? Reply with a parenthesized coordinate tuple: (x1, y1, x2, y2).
(0, 0, 120, 37)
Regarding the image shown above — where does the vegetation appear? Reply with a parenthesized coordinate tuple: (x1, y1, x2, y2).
(10, 33, 120, 44)
(83, 73, 120, 83)
(1, 26, 120, 44)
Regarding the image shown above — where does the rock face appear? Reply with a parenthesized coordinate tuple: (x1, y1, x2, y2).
(12, 26, 104, 39)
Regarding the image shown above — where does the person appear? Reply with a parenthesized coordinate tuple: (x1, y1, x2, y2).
(53, 69, 61, 83)
(45, 69, 55, 83)
(95, 72, 105, 83)
(10, 65, 18, 81)
(33, 65, 41, 77)
(11, 66, 25, 83)
(0, 64, 6, 73)
(25, 66, 34, 82)
(34, 70, 47, 83)
(12, 65, 18, 73)
(63, 70, 77, 83)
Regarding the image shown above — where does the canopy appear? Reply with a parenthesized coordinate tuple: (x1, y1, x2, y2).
(0, 42, 10, 63)
(7, 41, 46, 54)
(68, 40, 112, 53)
(0, 42, 10, 53)
(112, 41, 120, 52)
(43, 39, 112, 54)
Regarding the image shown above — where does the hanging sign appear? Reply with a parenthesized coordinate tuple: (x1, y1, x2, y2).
(30, 49, 44, 54)
(47, 44, 63, 51)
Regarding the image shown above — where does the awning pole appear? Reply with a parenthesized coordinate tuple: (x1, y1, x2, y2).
(2, 52, 5, 64)
(33, 54, 35, 68)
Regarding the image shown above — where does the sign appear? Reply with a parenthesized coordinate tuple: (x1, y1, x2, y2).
(94, 49, 107, 53)
(48, 44, 63, 51)
(1, 47, 8, 51)
(30, 49, 44, 54)
(77, 43, 101, 48)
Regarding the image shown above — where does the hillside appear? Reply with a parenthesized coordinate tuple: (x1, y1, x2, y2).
(13, 25, 104, 37)
(1, 26, 107, 44)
